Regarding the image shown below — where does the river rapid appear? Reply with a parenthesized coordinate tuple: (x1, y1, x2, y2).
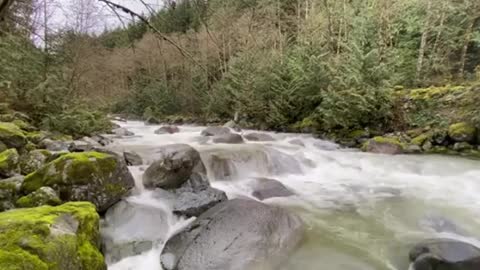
(104, 121, 480, 270)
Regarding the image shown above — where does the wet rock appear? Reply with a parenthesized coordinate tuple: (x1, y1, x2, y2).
(453, 142, 474, 151)
(448, 122, 477, 143)
(143, 144, 206, 190)
(244, 132, 275, 142)
(161, 199, 304, 270)
(38, 138, 71, 151)
(212, 133, 244, 144)
(21, 151, 135, 212)
(105, 240, 154, 264)
(113, 128, 135, 137)
(16, 186, 61, 208)
(289, 139, 305, 147)
(409, 239, 480, 270)
(0, 148, 19, 178)
(123, 151, 143, 166)
(91, 134, 113, 146)
(155, 125, 180, 134)
(249, 178, 294, 200)
(69, 139, 99, 152)
(0, 202, 105, 270)
(0, 122, 27, 149)
(405, 144, 423, 154)
(223, 120, 241, 131)
(201, 126, 231, 137)
(362, 136, 404, 155)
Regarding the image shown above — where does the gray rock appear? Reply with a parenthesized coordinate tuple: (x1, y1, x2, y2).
(409, 239, 480, 270)
(143, 144, 206, 190)
(453, 142, 474, 151)
(91, 134, 113, 146)
(405, 144, 423, 154)
(244, 132, 275, 142)
(422, 141, 433, 151)
(201, 126, 231, 137)
(212, 133, 244, 144)
(223, 120, 241, 132)
(364, 138, 403, 155)
(16, 186, 61, 208)
(155, 125, 180, 134)
(249, 178, 294, 200)
(0, 148, 19, 178)
(123, 151, 143, 166)
(113, 128, 135, 137)
(161, 199, 304, 270)
(38, 138, 71, 151)
(0, 176, 23, 211)
(105, 240, 153, 264)
(69, 140, 95, 152)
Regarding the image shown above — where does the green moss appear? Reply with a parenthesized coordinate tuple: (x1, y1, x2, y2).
(409, 86, 465, 100)
(16, 187, 61, 208)
(0, 202, 105, 270)
(411, 133, 431, 146)
(26, 131, 49, 144)
(0, 122, 27, 149)
(12, 119, 35, 132)
(0, 114, 15, 122)
(448, 122, 476, 142)
(362, 136, 405, 152)
(0, 149, 19, 177)
(348, 130, 369, 139)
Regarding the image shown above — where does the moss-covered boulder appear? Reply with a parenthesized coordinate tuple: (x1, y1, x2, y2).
(20, 149, 52, 175)
(362, 136, 404, 155)
(0, 202, 106, 270)
(0, 122, 27, 149)
(26, 131, 49, 145)
(21, 151, 135, 212)
(16, 186, 61, 208)
(0, 176, 23, 212)
(0, 149, 20, 178)
(0, 141, 6, 155)
(448, 122, 477, 143)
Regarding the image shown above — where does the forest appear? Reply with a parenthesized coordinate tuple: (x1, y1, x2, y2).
(1, 0, 480, 139)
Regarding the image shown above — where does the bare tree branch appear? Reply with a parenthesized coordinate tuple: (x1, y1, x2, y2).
(97, 0, 207, 72)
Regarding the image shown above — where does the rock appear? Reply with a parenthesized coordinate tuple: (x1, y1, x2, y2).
(102, 200, 170, 264)
(91, 134, 113, 146)
(16, 186, 61, 208)
(404, 144, 423, 154)
(348, 129, 371, 143)
(12, 119, 36, 132)
(25, 131, 49, 144)
(422, 140, 433, 151)
(313, 140, 340, 151)
(19, 149, 51, 175)
(38, 138, 71, 151)
(453, 142, 474, 151)
(412, 133, 431, 146)
(143, 144, 206, 190)
(145, 116, 161, 125)
(201, 126, 231, 137)
(0, 148, 19, 178)
(249, 178, 294, 200)
(362, 136, 404, 155)
(409, 239, 480, 270)
(113, 128, 135, 137)
(21, 151, 135, 212)
(0, 176, 23, 211)
(0, 122, 27, 149)
(448, 122, 477, 143)
(432, 130, 448, 145)
(161, 199, 304, 270)
(69, 140, 95, 152)
(212, 133, 244, 144)
(123, 151, 143, 166)
(0, 141, 6, 153)
(244, 132, 275, 142)
(223, 120, 241, 131)
(289, 139, 305, 147)
(155, 125, 180, 134)
(0, 202, 106, 270)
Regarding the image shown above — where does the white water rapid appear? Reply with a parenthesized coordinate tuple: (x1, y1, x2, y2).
(104, 121, 480, 270)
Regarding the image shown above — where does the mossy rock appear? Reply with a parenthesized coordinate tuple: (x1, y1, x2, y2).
(0, 176, 23, 212)
(0, 202, 106, 270)
(12, 119, 36, 132)
(0, 149, 20, 178)
(0, 114, 15, 122)
(20, 149, 52, 175)
(0, 141, 6, 153)
(411, 133, 431, 146)
(362, 136, 405, 155)
(26, 131, 49, 145)
(448, 122, 477, 143)
(16, 186, 61, 208)
(0, 122, 27, 149)
(21, 151, 135, 212)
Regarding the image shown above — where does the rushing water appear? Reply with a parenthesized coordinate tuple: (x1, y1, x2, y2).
(105, 121, 480, 270)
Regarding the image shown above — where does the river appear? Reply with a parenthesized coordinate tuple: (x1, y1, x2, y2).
(104, 121, 480, 270)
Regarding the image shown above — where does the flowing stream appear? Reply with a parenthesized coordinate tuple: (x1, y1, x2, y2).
(104, 121, 480, 270)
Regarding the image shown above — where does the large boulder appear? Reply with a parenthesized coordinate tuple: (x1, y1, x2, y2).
(69, 137, 101, 152)
(155, 125, 180, 134)
(448, 122, 477, 143)
(38, 138, 71, 152)
(143, 144, 206, 190)
(161, 199, 304, 270)
(16, 186, 61, 208)
(362, 136, 404, 155)
(0, 176, 23, 211)
(19, 149, 51, 175)
(244, 132, 275, 142)
(21, 151, 135, 212)
(0, 122, 27, 149)
(0, 148, 19, 178)
(123, 151, 143, 166)
(249, 178, 294, 201)
(212, 133, 244, 144)
(409, 239, 480, 270)
(0, 202, 106, 270)
(201, 126, 231, 137)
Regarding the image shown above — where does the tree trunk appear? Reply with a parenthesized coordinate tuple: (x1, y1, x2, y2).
(416, 0, 433, 83)
(458, 18, 476, 78)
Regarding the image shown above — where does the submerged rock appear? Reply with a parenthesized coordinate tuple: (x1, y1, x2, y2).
(201, 126, 231, 137)
(448, 122, 477, 143)
(0, 122, 27, 149)
(143, 144, 206, 190)
(155, 125, 180, 134)
(0, 202, 106, 270)
(19, 149, 51, 175)
(161, 199, 304, 270)
(362, 136, 404, 155)
(123, 151, 143, 166)
(21, 151, 135, 212)
(212, 133, 244, 144)
(249, 178, 294, 200)
(16, 186, 61, 208)
(409, 239, 480, 270)
(244, 132, 275, 142)
(0, 148, 19, 178)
